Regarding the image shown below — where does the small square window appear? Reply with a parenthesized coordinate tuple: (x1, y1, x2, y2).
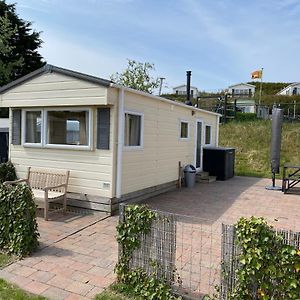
(180, 122, 189, 139)
(124, 113, 142, 147)
(205, 125, 212, 145)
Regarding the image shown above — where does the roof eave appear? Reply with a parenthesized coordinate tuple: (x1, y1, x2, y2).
(0, 64, 111, 94)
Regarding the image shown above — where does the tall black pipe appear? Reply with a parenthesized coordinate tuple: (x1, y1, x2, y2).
(186, 71, 191, 104)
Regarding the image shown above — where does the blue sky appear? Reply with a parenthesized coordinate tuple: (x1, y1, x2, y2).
(9, 0, 300, 93)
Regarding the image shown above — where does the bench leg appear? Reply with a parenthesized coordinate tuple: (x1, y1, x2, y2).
(63, 194, 67, 213)
(44, 192, 49, 221)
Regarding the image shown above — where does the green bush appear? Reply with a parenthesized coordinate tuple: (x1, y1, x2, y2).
(235, 112, 257, 122)
(233, 217, 300, 299)
(0, 161, 17, 184)
(0, 184, 39, 256)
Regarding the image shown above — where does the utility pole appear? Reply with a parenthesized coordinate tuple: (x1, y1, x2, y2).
(158, 77, 165, 96)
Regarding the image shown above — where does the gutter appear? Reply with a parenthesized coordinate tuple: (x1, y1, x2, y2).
(116, 87, 124, 199)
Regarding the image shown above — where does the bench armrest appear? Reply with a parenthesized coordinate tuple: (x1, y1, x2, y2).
(43, 183, 67, 192)
(3, 179, 28, 186)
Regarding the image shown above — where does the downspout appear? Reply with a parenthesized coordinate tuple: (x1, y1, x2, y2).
(116, 87, 124, 199)
(216, 115, 220, 146)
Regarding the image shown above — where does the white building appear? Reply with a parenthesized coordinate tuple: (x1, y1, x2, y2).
(173, 85, 199, 99)
(228, 83, 256, 97)
(276, 83, 300, 96)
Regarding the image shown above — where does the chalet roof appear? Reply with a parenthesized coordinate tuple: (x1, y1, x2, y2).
(228, 83, 256, 88)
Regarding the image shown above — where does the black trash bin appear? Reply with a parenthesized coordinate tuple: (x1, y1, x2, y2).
(184, 164, 196, 188)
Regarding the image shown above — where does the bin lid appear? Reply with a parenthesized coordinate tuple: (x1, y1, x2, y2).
(184, 164, 196, 173)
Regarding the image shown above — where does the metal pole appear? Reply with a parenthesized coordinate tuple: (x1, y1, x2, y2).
(158, 77, 165, 96)
(259, 68, 263, 105)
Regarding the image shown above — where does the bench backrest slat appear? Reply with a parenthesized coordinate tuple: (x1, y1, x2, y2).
(27, 168, 69, 193)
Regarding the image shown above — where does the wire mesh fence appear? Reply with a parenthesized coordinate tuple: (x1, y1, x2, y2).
(119, 204, 222, 299)
(220, 224, 300, 299)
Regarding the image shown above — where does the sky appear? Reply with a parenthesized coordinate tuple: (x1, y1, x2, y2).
(7, 0, 300, 93)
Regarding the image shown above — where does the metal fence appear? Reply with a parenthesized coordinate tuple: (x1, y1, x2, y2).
(220, 224, 300, 299)
(119, 204, 221, 299)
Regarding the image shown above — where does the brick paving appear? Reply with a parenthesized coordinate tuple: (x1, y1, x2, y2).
(0, 176, 299, 299)
(0, 211, 118, 300)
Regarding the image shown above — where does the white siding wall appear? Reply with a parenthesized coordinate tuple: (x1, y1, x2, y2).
(1, 73, 110, 107)
(229, 84, 255, 95)
(0, 118, 9, 129)
(9, 107, 115, 198)
(121, 91, 218, 195)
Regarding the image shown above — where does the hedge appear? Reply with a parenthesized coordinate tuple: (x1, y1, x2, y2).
(235, 112, 257, 122)
(0, 183, 39, 256)
(0, 161, 17, 184)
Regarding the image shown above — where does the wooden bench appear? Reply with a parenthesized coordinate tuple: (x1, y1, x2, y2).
(282, 164, 300, 194)
(5, 167, 70, 220)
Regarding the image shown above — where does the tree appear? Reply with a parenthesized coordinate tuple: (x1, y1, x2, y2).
(0, 13, 23, 85)
(0, 1, 45, 86)
(111, 59, 159, 94)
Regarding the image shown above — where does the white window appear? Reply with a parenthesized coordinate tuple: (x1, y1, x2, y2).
(124, 112, 143, 148)
(205, 125, 212, 145)
(180, 121, 189, 139)
(46, 110, 90, 147)
(22, 108, 93, 150)
(22, 110, 43, 146)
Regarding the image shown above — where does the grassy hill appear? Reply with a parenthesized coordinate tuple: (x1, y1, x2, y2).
(219, 120, 300, 178)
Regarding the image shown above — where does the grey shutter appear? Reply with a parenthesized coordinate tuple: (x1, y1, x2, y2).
(97, 108, 110, 150)
(12, 109, 21, 145)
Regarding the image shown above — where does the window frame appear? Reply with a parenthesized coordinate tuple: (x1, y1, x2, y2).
(123, 110, 144, 151)
(179, 120, 190, 140)
(22, 108, 44, 148)
(21, 107, 93, 150)
(204, 124, 212, 145)
(44, 107, 93, 150)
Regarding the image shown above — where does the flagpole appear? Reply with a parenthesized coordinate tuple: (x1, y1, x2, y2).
(259, 67, 263, 105)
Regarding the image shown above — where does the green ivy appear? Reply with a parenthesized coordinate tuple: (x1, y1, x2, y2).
(0, 183, 39, 256)
(115, 205, 180, 300)
(0, 161, 17, 184)
(233, 217, 300, 299)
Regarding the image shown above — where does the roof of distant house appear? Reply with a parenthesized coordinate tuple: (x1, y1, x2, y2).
(276, 82, 300, 95)
(228, 83, 256, 88)
(173, 84, 198, 90)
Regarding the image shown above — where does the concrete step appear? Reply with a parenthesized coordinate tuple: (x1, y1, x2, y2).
(196, 171, 209, 178)
(196, 176, 217, 184)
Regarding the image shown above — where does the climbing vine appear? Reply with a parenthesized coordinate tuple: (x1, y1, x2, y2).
(233, 217, 300, 299)
(115, 204, 181, 300)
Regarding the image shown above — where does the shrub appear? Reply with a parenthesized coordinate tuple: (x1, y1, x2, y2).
(0, 183, 39, 256)
(233, 217, 300, 299)
(235, 112, 257, 122)
(0, 161, 17, 183)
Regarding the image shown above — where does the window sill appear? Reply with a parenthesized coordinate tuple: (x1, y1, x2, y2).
(123, 146, 144, 151)
(22, 144, 93, 151)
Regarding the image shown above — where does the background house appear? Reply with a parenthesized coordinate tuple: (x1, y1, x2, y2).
(0, 64, 220, 214)
(276, 82, 300, 96)
(228, 83, 256, 97)
(228, 83, 256, 113)
(173, 84, 199, 99)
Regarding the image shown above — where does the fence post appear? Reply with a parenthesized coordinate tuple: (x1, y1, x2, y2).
(294, 100, 296, 119)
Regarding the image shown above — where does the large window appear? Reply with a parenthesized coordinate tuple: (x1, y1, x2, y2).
(47, 110, 89, 146)
(22, 108, 92, 149)
(180, 121, 189, 139)
(24, 110, 42, 144)
(124, 112, 143, 148)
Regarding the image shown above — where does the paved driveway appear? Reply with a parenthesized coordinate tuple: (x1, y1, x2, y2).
(0, 176, 299, 299)
(0, 212, 118, 300)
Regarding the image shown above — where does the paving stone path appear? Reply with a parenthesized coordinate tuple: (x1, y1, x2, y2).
(0, 212, 118, 300)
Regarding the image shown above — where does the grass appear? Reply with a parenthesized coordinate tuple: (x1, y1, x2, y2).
(219, 120, 300, 178)
(0, 253, 12, 268)
(0, 279, 45, 300)
(95, 284, 137, 300)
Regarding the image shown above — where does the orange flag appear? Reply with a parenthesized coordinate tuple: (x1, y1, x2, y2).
(251, 70, 262, 79)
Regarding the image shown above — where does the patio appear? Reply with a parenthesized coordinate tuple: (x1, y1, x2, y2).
(0, 176, 299, 299)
